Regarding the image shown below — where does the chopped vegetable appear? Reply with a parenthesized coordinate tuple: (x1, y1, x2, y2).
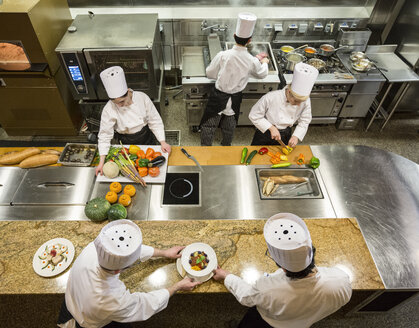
(297, 153, 305, 166)
(240, 147, 248, 164)
(258, 147, 268, 155)
(309, 156, 320, 169)
(246, 150, 258, 165)
(271, 162, 291, 168)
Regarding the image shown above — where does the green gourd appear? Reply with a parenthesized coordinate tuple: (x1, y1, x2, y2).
(85, 197, 111, 222)
(108, 203, 128, 221)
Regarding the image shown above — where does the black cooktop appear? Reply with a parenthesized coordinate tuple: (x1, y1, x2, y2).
(162, 173, 200, 205)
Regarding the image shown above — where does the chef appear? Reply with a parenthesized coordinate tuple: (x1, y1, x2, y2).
(213, 213, 352, 328)
(58, 219, 200, 328)
(199, 12, 269, 146)
(249, 62, 319, 147)
(96, 66, 171, 176)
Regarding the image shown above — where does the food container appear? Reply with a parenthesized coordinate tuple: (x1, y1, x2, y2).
(304, 47, 317, 58)
(58, 143, 97, 167)
(179, 242, 217, 282)
(279, 45, 294, 57)
(307, 58, 326, 71)
(285, 53, 305, 71)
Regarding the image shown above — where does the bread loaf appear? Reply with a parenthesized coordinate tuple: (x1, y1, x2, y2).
(0, 147, 41, 165)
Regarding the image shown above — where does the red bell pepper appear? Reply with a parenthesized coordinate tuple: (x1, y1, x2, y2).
(258, 147, 269, 155)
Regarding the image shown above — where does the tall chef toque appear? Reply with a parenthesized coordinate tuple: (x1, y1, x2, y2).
(94, 219, 142, 270)
(100, 66, 128, 99)
(235, 12, 257, 38)
(290, 62, 319, 101)
(264, 213, 313, 272)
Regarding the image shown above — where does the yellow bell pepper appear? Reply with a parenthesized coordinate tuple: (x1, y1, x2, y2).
(129, 145, 141, 155)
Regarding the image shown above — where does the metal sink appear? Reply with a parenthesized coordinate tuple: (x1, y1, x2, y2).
(256, 168, 323, 199)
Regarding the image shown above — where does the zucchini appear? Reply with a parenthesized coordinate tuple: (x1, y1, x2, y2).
(246, 150, 257, 165)
(241, 147, 248, 164)
(148, 155, 166, 168)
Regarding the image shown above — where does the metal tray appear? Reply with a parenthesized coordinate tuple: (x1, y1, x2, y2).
(256, 168, 323, 199)
(58, 143, 97, 167)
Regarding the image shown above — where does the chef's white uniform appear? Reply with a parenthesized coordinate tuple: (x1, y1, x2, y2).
(64, 242, 169, 328)
(98, 90, 165, 156)
(225, 267, 352, 328)
(249, 88, 312, 142)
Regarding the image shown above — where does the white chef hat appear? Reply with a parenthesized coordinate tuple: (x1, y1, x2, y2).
(290, 62, 319, 101)
(264, 213, 313, 272)
(236, 12, 257, 38)
(94, 219, 142, 270)
(100, 66, 128, 99)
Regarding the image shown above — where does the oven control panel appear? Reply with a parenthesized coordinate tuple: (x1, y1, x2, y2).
(61, 53, 87, 95)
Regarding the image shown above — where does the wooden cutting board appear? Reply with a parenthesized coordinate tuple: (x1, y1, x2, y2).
(168, 145, 314, 166)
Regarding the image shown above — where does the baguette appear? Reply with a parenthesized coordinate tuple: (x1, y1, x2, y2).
(0, 147, 41, 165)
(18, 154, 59, 168)
(260, 175, 307, 184)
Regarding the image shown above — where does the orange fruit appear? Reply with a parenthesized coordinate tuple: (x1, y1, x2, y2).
(123, 185, 136, 197)
(118, 194, 131, 207)
(110, 182, 122, 193)
(105, 191, 118, 204)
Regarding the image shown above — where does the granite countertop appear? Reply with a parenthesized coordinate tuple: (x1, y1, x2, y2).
(0, 218, 383, 295)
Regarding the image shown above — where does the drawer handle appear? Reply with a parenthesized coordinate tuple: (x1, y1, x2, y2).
(37, 182, 75, 188)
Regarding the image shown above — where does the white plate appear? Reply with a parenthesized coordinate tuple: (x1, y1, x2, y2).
(96, 145, 169, 184)
(176, 256, 215, 283)
(179, 243, 217, 282)
(33, 238, 75, 277)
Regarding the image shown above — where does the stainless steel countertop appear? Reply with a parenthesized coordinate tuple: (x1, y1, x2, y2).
(312, 145, 419, 289)
(337, 53, 386, 82)
(366, 45, 419, 83)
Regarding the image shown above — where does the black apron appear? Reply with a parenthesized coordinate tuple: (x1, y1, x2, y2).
(114, 125, 159, 146)
(238, 306, 273, 328)
(251, 126, 292, 146)
(199, 87, 243, 128)
(58, 300, 132, 328)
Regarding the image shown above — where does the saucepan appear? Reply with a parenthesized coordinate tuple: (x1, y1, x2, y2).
(285, 53, 305, 71)
(279, 45, 295, 57)
(318, 44, 348, 57)
(307, 58, 326, 71)
(351, 58, 388, 72)
(303, 47, 317, 58)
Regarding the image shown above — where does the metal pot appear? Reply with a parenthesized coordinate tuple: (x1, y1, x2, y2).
(304, 47, 317, 58)
(307, 58, 326, 71)
(285, 53, 305, 71)
(279, 45, 294, 57)
(318, 44, 348, 57)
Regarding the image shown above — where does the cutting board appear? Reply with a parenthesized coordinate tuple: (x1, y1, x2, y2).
(168, 146, 314, 166)
(96, 145, 169, 184)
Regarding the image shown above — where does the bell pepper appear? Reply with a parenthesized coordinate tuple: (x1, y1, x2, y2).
(138, 167, 148, 177)
(258, 147, 268, 155)
(297, 153, 305, 166)
(129, 145, 141, 155)
(152, 151, 162, 159)
(137, 158, 149, 167)
(136, 149, 146, 159)
(145, 148, 155, 161)
(309, 156, 320, 169)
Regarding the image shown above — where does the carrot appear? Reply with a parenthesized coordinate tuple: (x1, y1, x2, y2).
(0, 147, 41, 165)
(18, 154, 59, 168)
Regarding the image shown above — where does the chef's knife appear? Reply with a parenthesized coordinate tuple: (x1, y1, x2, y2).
(180, 148, 203, 171)
(277, 139, 288, 148)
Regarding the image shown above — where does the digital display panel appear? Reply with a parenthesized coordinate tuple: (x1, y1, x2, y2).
(68, 65, 83, 81)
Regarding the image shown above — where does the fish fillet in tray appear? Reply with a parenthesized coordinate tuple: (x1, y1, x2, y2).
(255, 168, 323, 199)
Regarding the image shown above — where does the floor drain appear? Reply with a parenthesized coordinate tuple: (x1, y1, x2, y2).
(165, 130, 180, 146)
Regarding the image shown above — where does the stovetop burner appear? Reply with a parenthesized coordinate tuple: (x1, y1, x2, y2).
(163, 173, 200, 205)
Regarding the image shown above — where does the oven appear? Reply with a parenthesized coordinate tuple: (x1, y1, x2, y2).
(55, 13, 163, 132)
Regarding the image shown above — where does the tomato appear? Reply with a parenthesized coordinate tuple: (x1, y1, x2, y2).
(149, 167, 160, 177)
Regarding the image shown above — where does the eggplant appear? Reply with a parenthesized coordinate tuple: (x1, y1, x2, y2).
(148, 155, 166, 168)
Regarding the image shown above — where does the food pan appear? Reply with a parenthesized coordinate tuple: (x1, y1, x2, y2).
(58, 143, 97, 167)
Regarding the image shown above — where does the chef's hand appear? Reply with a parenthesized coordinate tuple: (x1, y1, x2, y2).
(288, 136, 299, 148)
(260, 57, 269, 64)
(171, 277, 201, 294)
(213, 265, 231, 281)
(95, 156, 106, 176)
(160, 141, 171, 154)
(269, 126, 281, 141)
(163, 246, 185, 259)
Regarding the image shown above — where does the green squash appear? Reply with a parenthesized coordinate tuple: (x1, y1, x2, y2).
(85, 197, 111, 222)
(108, 203, 127, 221)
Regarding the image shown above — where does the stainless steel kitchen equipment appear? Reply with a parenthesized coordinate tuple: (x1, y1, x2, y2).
(0, 168, 26, 205)
(307, 58, 326, 71)
(55, 14, 164, 132)
(284, 53, 305, 71)
(337, 28, 372, 52)
(0, 0, 81, 136)
(182, 42, 280, 130)
(304, 47, 317, 58)
(318, 44, 348, 57)
(58, 143, 97, 167)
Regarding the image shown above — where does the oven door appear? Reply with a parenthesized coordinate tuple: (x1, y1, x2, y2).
(310, 92, 347, 118)
(84, 48, 155, 100)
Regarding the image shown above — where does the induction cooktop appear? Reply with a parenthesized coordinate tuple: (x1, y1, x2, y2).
(162, 173, 200, 205)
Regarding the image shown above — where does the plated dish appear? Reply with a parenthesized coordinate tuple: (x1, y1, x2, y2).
(33, 238, 75, 277)
(178, 242, 217, 282)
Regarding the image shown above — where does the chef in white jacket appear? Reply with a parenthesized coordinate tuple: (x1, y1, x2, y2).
(249, 63, 319, 147)
(96, 66, 171, 176)
(213, 213, 352, 328)
(200, 12, 269, 146)
(58, 220, 199, 328)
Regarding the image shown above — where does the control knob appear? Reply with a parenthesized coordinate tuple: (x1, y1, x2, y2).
(77, 85, 85, 92)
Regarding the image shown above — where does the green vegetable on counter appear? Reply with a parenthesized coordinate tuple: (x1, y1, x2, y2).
(241, 147, 248, 164)
(271, 162, 291, 168)
(246, 150, 258, 165)
(309, 156, 320, 169)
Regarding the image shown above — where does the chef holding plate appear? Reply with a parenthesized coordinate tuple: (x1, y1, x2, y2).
(249, 63, 319, 147)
